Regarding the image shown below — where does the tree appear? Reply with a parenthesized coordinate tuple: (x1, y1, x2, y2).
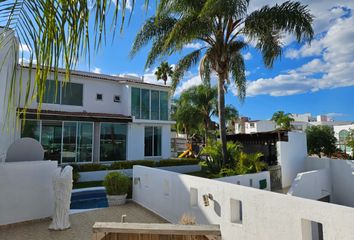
(172, 84, 217, 142)
(0, 0, 136, 114)
(271, 111, 295, 131)
(131, 1, 314, 166)
(155, 61, 173, 85)
(306, 126, 337, 158)
(346, 129, 354, 156)
(224, 105, 239, 134)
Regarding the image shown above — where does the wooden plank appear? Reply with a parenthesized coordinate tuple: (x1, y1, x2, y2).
(93, 223, 221, 236)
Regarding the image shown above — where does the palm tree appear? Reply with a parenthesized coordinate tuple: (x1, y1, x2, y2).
(131, 1, 314, 165)
(271, 111, 295, 131)
(155, 61, 173, 85)
(224, 105, 239, 133)
(0, 0, 136, 115)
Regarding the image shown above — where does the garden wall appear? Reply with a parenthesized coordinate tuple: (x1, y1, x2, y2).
(215, 171, 270, 190)
(0, 161, 58, 225)
(133, 166, 354, 240)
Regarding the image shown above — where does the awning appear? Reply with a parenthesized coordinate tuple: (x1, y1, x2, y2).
(17, 108, 132, 123)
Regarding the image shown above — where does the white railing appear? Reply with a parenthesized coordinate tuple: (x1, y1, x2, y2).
(133, 166, 354, 240)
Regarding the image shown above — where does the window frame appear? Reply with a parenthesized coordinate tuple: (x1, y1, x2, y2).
(144, 126, 162, 158)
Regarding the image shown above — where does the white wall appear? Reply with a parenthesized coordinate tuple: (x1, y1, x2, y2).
(0, 161, 58, 225)
(287, 168, 331, 200)
(215, 171, 271, 191)
(304, 157, 354, 207)
(277, 132, 308, 188)
(133, 166, 354, 240)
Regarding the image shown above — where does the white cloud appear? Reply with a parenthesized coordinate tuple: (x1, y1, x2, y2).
(238, 14, 354, 97)
(325, 112, 347, 118)
(19, 43, 30, 53)
(245, 71, 251, 77)
(184, 42, 203, 50)
(243, 52, 252, 60)
(174, 75, 202, 96)
(142, 65, 176, 86)
(111, 0, 132, 11)
(92, 67, 102, 74)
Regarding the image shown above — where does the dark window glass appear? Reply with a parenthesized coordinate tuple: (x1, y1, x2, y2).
(41, 121, 62, 161)
(141, 89, 150, 119)
(144, 126, 153, 156)
(62, 82, 83, 106)
(145, 126, 162, 156)
(153, 127, 162, 156)
(131, 88, 141, 118)
(42, 80, 60, 104)
(96, 94, 103, 100)
(151, 90, 159, 120)
(77, 122, 93, 162)
(62, 122, 77, 163)
(21, 120, 40, 141)
(160, 91, 168, 120)
(100, 123, 127, 161)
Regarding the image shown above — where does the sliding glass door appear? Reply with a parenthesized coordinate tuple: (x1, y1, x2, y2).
(100, 123, 127, 161)
(41, 121, 63, 161)
(145, 126, 162, 157)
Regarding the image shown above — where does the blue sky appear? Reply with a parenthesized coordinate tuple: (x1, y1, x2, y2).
(75, 0, 354, 121)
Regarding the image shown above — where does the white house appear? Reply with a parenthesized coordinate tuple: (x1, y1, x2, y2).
(333, 124, 354, 156)
(235, 120, 276, 134)
(0, 30, 174, 163)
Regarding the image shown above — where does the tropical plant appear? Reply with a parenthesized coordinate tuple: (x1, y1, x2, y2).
(103, 172, 130, 195)
(271, 111, 294, 130)
(201, 141, 243, 173)
(155, 61, 173, 85)
(346, 129, 354, 157)
(306, 125, 337, 158)
(131, 0, 314, 165)
(0, 0, 141, 119)
(236, 152, 267, 174)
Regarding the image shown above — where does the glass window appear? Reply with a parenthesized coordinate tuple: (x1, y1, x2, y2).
(100, 123, 127, 161)
(160, 91, 168, 120)
(41, 121, 62, 161)
(131, 88, 141, 118)
(151, 90, 159, 120)
(21, 120, 40, 141)
(141, 89, 150, 119)
(62, 122, 77, 163)
(61, 82, 83, 106)
(145, 126, 162, 156)
(77, 122, 93, 162)
(144, 126, 153, 156)
(42, 80, 60, 104)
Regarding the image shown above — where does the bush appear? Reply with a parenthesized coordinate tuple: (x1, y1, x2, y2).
(74, 163, 108, 172)
(110, 160, 156, 170)
(73, 172, 80, 184)
(103, 172, 130, 195)
(158, 158, 199, 167)
(306, 125, 337, 158)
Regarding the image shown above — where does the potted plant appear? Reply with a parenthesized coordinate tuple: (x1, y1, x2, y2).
(103, 172, 130, 206)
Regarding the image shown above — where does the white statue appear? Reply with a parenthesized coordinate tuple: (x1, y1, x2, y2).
(49, 166, 73, 230)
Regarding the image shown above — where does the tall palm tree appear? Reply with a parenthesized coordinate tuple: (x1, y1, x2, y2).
(0, 0, 138, 116)
(131, 0, 314, 165)
(155, 61, 173, 85)
(224, 105, 239, 133)
(271, 111, 295, 131)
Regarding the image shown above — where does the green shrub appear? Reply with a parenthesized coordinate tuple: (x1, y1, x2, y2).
(158, 158, 199, 167)
(110, 160, 156, 170)
(73, 172, 80, 184)
(103, 172, 130, 195)
(73, 163, 108, 172)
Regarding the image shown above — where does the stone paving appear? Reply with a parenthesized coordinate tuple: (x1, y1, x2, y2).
(0, 202, 167, 240)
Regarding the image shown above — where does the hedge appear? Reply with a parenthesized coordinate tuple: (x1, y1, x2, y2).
(70, 158, 199, 172)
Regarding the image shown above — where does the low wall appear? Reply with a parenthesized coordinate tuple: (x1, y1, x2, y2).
(215, 171, 270, 191)
(287, 168, 331, 200)
(133, 166, 354, 240)
(78, 164, 201, 182)
(305, 157, 354, 207)
(0, 161, 58, 225)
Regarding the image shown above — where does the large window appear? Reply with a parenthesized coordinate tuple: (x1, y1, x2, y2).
(131, 87, 169, 121)
(21, 120, 93, 163)
(41, 80, 83, 106)
(100, 123, 127, 161)
(145, 126, 162, 157)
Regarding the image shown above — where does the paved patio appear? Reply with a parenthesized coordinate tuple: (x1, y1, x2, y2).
(0, 202, 167, 240)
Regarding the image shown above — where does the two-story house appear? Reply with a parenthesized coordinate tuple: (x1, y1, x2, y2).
(0, 30, 174, 163)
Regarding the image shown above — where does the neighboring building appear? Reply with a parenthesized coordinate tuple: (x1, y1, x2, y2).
(235, 119, 276, 134)
(333, 124, 354, 156)
(0, 30, 174, 163)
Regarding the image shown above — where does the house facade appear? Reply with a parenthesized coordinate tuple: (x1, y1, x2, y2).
(0, 31, 174, 163)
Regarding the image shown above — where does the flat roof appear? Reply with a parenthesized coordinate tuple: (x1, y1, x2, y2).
(20, 65, 171, 90)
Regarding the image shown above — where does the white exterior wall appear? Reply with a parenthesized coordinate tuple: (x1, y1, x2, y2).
(304, 157, 354, 207)
(277, 132, 308, 188)
(0, 161, 58, 225)
(287, 168, 331, 200)
(245, 121, 276, 134)
(215, 171, 271, 191)
(133, 166, 354, 240)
